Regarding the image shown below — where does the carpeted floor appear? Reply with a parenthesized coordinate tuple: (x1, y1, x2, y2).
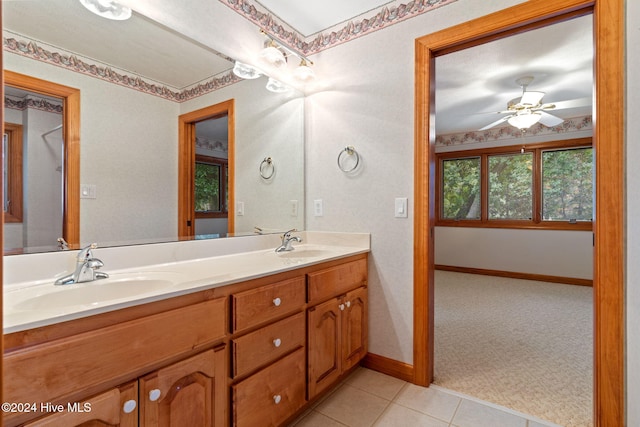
(433, 270, 593, 427)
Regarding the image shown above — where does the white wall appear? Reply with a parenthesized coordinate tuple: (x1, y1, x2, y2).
(436, 228, 593, 279)
(305, 0, 526, 364)
(180, 77, 305, 235)
(4, 52, 179, 247)
(626, 1, 639, 426)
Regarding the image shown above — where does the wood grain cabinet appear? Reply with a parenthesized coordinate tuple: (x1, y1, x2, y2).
(230, 276, 307, 426)
(22, 382, 138, 427)
(307, 260, 368, 400)
(140, 346, 227, 427)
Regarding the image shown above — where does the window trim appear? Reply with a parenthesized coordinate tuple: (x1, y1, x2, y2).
(3, 123, 23, 223)
(194, 154, 228, 219)
(436, 137, 593, 231)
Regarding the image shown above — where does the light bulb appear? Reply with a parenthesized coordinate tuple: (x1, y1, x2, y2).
(79, 0, 132, 20)
(260, 45, 286, 68)
(294, 60, 315, 82)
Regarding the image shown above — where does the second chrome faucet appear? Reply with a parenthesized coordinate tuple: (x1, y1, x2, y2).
(275, 229, 302, 253)
(55, 243, 109, 285)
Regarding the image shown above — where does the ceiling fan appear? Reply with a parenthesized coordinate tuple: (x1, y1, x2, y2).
(479, 76, 587, 131)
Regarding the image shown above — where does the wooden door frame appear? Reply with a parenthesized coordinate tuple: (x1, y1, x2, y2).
(178, 99, 235, 239)
(413, 0, 624, 425)
(4, 71, 81, 249)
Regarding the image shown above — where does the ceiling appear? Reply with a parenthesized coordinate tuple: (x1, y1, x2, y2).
(2, 1, 593, 136)
(255, 0, 393, 36)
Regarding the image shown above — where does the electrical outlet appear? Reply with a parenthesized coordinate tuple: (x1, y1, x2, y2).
(314, 199, 323, 217)
(290, 200, 298, 217)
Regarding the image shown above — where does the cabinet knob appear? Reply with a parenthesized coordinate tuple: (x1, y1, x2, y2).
(346, 301, 351, 308)
(273, 338, 282, 348)
(123, 399, 137, 414)
(273, 297, 282, 307)
(273, 394, 282, 404)
(339, 303, 345, 311)
(149, 389, 162, 402)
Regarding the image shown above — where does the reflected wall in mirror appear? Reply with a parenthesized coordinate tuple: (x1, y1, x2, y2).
(2, 0, 305, 254)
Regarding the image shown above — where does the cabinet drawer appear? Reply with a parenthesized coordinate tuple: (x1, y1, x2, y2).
(232, 348, 306, 427)
(232, 276, 305, 333)
(308, 258, 367, 303)
(232, 311, 305, 378)
(3, 297, 226, 423)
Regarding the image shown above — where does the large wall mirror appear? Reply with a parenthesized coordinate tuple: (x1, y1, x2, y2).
(2, 0, 305, 254)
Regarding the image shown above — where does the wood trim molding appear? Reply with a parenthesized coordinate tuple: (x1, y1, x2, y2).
(4, 71, 80, 249)
(414, 1, 624, 426)
(178, 99, 235, 239)
(435, 265, 593, 287)
(362, 353, 414, 383)
(3, 123, 23, 223)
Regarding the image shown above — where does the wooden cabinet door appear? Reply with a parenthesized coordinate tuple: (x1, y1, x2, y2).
(342, 287, 368, 372)
(22, 382, 138, 427)
(139, 345, 226, 427)
(307, 297, 342, 399)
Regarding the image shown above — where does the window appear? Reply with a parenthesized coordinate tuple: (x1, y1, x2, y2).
(3, 123, 23, 223)
(441, 157, 481, 220)
(437, 138, 593, 230)
(542, 147, 593, 221)
(194, 154, 228, 218)
(488, 152, 533, 220)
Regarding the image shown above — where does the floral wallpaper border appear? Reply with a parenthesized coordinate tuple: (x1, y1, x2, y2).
(5, 94, 63, 114)
(3, 36, 240, 103)
(435, 115, 593, 147)
(220, 0, 458, 55)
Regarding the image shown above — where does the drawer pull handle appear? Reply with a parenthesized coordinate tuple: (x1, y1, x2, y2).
(273, 297, 282, 307)
(273, 338, 282, 347)
(273, 394, 282, 404)
(339, 303, 345, 311)
(346, 301, 351, 308)
(149, 389, 162, 402)
(123, 399, 137, 414)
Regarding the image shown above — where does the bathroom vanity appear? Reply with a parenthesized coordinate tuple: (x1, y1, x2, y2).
(2, 232, 369, 426)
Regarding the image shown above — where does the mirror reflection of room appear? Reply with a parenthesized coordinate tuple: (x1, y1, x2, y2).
(4, 87, 64, 254)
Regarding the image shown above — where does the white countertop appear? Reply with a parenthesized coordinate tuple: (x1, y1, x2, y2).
(3, 232, 370, 334)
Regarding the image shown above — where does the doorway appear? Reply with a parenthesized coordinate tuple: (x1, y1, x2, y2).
(4, 71, 80, 252)
(413, 1, 624, 426)
(178, 99, 235, 239)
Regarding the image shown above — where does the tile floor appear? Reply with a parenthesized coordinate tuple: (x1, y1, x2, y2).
(289, 368, 563, 427)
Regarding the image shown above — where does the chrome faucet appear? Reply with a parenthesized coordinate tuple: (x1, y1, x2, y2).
(275, 229, 302, 252)
(55, 243, 109, 285)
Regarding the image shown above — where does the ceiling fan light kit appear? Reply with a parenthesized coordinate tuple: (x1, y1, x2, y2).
(480, 76, 570, 131)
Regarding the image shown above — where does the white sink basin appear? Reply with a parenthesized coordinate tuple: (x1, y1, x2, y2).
(275, 249, 335, 259)
(12, 272, 185, 311)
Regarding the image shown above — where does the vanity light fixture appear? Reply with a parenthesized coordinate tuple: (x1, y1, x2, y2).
(294, 59, 315, 82)
(260, 29, 316, 82)
(507, 109, 542, 130)
(260, 41, 287, 68)
(265, 78, 290, 93)
(232, 61, 262, 79)
(78, 0, 132, 20)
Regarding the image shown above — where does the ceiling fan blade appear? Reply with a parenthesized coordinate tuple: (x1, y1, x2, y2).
(538, 111, 564, 127)
(479, 116, 511, 131)
(520, 91, 545, 106)
(543, 96, 592, 110)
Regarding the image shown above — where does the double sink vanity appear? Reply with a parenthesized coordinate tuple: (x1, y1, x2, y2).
(3, 231, 370, 426)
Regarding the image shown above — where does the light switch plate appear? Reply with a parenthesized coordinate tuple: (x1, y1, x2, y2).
(236, 201, 245, 216)
(80, 184, 97, 199)
(395, 197, 408, 218)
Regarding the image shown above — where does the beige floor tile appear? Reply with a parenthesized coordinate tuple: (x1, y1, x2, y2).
(451, 399, 528, 427)
(394, 383, 461, 422)
(290, 410, 347, 427)
(373, 403, 450, 427)
(316, 384, 390, 427)
(345, 368, 407, 400)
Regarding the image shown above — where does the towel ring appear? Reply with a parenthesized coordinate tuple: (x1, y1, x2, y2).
(260, 157, 275, 179)
(337, 146, 360, 173)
